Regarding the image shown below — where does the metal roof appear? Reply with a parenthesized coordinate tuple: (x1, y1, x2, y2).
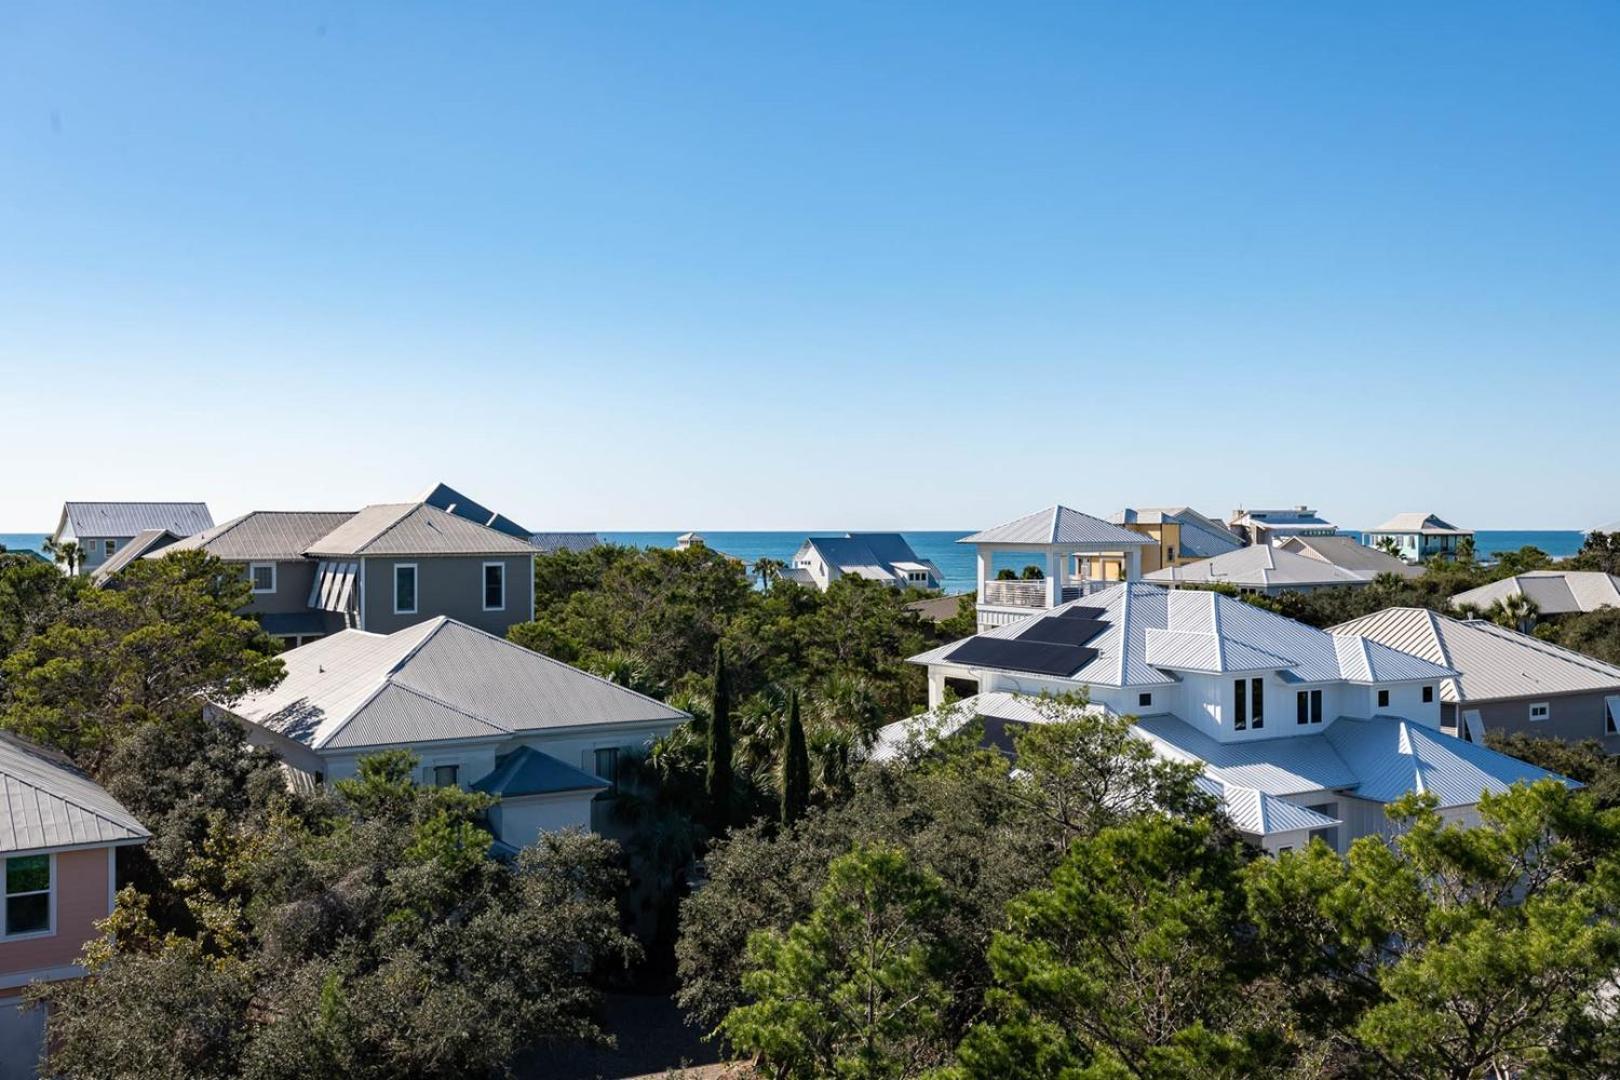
(91, 528, 180, 585)
(530, 532, 603, 553)
(224, 617, 688, 751)
(1278, 535, 1423, 579)
(472, 745, 609, 797)
(305, 502, 539, 557)
(1197, 775, 1341, 836)
(798, 533, 939, 583)
(165, 511, 357, 562)
(1110, 507, 1243, 559)
(418, 482, 532, 540)
(1332, 607, 1620, 704)
(959, 506, 1154, 547)
(59, 502, 213, 541)
(1372, 512, 1470, 535)
(1145, 544, 1371, 589)
(0, 732, 149, 854)
(910, 583, 1454, 688)
(1451, 572, 1620, 617)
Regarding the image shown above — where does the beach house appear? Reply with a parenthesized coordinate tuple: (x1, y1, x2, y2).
(1143, 543, 1373, 595)
(1451, 571, 1620, 622)
(0, 734, 149, 1077)
(880, 582, 1567, 854)
(1366, 512, 1472, 563)
(48, 502, 213, 576)
(1226, 506, 1337, 546)
(1276, 535, 1422, 580)
(784, 533, 943, 591)
(1073, 507, 1243, 582)
(216, 618, 688, 848)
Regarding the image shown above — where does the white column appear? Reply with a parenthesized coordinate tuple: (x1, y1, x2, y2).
(1125, 547, 1142, 581)
(1046, 547, 1061, 607)
(977, 548, 990, 599)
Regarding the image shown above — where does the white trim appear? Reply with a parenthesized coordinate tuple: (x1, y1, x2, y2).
(1606, 695, 1620, 736)
(0, 963, 84, 991)
(248, 561, 277, 594)
(1529, 701, 1550, 722)
(482, 561, 506, 612)
(393, 563, 418, 616)
(1, 852, 56, 941)
(0, 837, 146, 860)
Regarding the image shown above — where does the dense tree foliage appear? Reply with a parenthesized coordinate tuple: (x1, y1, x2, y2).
(0, 549, 81, 664)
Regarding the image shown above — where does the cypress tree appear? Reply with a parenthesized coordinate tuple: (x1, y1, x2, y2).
(781, 689, 810, 826)
(706, 645, 733, 832)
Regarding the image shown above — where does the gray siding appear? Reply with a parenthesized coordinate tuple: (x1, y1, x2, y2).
(1446, 691, 1620, 752)
(240, 560, 318, 615)
(361, 555, 534, 637)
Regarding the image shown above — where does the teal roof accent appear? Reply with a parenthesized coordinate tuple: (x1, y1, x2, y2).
(472, 745, 609, 797)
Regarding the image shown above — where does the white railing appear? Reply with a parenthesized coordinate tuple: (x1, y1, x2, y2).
(980, 580, 1085, 608)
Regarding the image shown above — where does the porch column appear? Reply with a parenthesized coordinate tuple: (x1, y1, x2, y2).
(1046, 546, 1062, 607)
(976, 548, 990, 599)
(1124, 547, 1142, 581)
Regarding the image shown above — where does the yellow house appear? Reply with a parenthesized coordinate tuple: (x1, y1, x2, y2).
(1081, 508, 1242, 582)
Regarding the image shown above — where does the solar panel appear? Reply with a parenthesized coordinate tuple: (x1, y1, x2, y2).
(1059, 606, 1106, 621)
(1017, 616, 1108, 647)
(945, 636, 1099, 677)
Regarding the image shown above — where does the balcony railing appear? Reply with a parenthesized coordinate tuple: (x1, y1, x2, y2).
(980, 580, 1084, 608)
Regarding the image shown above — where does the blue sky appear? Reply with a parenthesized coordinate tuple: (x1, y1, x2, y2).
(2, 3, 1616, 531)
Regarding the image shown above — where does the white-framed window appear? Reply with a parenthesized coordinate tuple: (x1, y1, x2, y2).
(249, 562, 277, 594)
(482, 562, 506, 611)
(1529, 702, 1550, 722)
(431, 764, 459, 788)
(394, 564, 418, 615)
(4, 853, 53, 938)
(103, 539, 117, 556)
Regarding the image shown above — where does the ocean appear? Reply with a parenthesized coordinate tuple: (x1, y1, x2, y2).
(3, 529, 1591, 598)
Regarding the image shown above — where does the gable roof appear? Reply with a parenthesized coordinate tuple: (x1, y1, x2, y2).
(58, 502, 213, 542)
(225, 617, 689, 751)
(1110, 507, 1244, 559)
(1373, 512, 1470, 535)
(472, 745, 609, 797)
(1279, 535, 1422, 579)
(910, 583, 1453, 688)
(304, 502, 538, 557)
(960, 506, 1154, 547)
(92, 528, 180, 585)
(1144, 544, 1371, 589)
(799, 533, 938, 583)
(1331, 607, 1620, 704)
(0, 732, 149, 853)
(164, 511, 358, 562)
(1451, 572, 1620, 617)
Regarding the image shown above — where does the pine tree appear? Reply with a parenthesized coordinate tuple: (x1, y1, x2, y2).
(706, 645, 733, 832)
(781, 690, 810, 826)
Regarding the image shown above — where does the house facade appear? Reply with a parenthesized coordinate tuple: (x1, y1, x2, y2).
(1076, 507, 1244, 581)
(883, 583, 1567, 854)
(1276, 535, 1423, 580)
(785, 533, 943, 591)
(217, 617, 689, 849)
(1366, 512, 1472, 563)
(1226, 506, 1337, 546)
(0, 734, 149, 1077)
(49, 502, 213, 576)
(1332, 607, 1620, 751)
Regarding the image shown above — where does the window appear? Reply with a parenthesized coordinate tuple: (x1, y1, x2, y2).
(1311, 689, 1323, 724)
(1377, 689, 1390, 709)
(1138, 692, 1152, 709)
(1297, 691, 1310, 725)
(103, 539, 117, 556)
(1233, 679, 1247, 731)
(1250, 678, 1264, 729)
(1607, 700, 1618, 735)
(1422, 685, 1434, 704)
(1530, 702, 1550, 722)
(394, 564, 418, 615)
(249, 562, 276, 594)
(431, 765, 459, 788)
(1166, 547, 1176, 562)
(5, 854, 51, 937)
(482, 562, 505, 611)
(594, 747, 620, 790)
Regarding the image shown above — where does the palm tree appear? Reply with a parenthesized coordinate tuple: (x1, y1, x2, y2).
(735, 684, 790, 775)
(1488, 593, 1540, 634)
(811, 672, 883, 750)
(41, 538, 82, 574)
(751, 557, 785, 589)
(1375, 536, 1402, 558)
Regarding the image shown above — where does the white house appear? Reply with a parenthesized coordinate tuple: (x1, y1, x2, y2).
(1226, 506, 1337, 546)
(785, 533, 942, 591)
(1366, 512, 1472, 564)
(215, 617, 688, 850)
(878, 583, 1569, 854)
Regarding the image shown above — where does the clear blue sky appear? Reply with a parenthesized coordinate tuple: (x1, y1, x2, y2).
(3, 3, 1616, 531)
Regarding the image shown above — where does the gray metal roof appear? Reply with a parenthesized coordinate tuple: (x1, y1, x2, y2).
(1197, 775, 1341, 836)
(418, 482, 532, 540)
(1451, 572, 1620, 617)
(530, 532, 603, 553)
(91, 528, 180, 585)
(59, 502, 213, 541)
(1372, 512, 1470, 535)
(305, 503, 538, 557)
(1110, 507, 1243, 559)
(165, 511, 357, 562)
(0, 732, 149, 854)
(472, 745, 609, 797)
(1332, 607, 1620, 704)
(959, 506, 1154, 547)
(910, 583, 1454, 688)
(1278, 535, 1423, 579)
(225, 617, 689, 751)
(1145, 544, 1371, 589)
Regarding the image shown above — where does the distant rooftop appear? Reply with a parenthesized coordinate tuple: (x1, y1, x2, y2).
(57, 501, 213, 541)
(960, 505, 1153, 548)
(1372, 512, 1470, 535)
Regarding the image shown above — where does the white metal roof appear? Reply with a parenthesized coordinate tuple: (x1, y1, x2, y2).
(960, 506, 1154, 548)
(1278, 535, 1423, 579)
(58, 502, 213, 542)
(1451, 572, 1620, 617)
(224, 617, 689, 751)
(0, 733, 149, 854)
(1372, 512, 1470, 535)
(1332, 607, 1620, 704)
(1144, 544, 1370, 589)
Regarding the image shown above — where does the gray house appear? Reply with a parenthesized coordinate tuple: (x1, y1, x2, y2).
(1333, 607, 1620, 750)
(149, 485, 539, 648)
(50, 502, 213, 576)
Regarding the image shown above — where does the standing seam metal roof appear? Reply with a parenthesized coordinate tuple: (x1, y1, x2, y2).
(164, 511, 359, 562)
(0, 733, 149, 853)
(304, 503, 539, 557)
(60, 502, 213, 540)
(960, 506, 1155, 547)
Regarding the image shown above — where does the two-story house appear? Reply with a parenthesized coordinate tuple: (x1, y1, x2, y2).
(0, 734, 149, 1077)
(216, 617, 688, 849)
(147, 485, 539, 648)
(1226, 506, 1337, 546)
(1366, 513, 1472, 563)
(880, 583, 1569, 854)
(48, 502, 213, 576)
(783, 533, 943, 591)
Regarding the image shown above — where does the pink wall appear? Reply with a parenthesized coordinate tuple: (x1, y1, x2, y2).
(0, 848, 112, 993)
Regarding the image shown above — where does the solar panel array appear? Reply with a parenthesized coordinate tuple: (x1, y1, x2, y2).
(945, 610, 1110, 677)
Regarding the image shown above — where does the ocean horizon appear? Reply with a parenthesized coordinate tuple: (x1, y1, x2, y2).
(8, 528, 1587, 598)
